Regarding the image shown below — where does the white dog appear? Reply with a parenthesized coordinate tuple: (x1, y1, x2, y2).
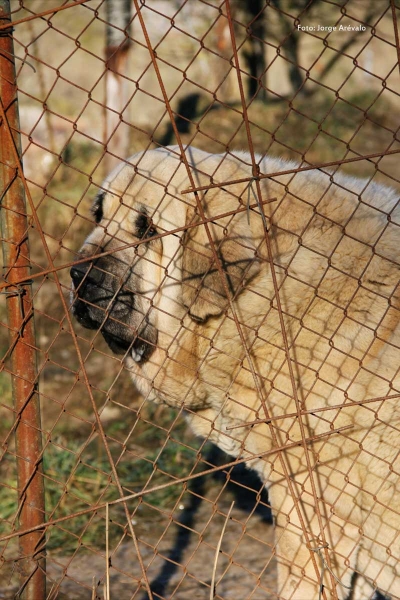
(71, 146, 400, 599)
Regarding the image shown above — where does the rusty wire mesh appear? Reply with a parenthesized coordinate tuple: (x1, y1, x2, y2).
(0, 0, 400, 599)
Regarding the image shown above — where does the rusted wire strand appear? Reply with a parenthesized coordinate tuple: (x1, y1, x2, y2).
(180, 148, 400, 194)
(224, 2, 337, 595)
(0, 0, 90, 31)
(0, 424, 353, 545)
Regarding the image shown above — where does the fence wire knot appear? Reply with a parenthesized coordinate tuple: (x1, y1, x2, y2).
(246, 175, 269, 230)
(310, 542, 352, 600)
(0, 27, 14, 37)
(0, 279, 33, 296)
(246, 176, 258, 224)
(0, 280, 33, 319)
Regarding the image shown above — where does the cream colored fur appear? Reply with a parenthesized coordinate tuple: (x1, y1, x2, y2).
(79, 146, 400, 599)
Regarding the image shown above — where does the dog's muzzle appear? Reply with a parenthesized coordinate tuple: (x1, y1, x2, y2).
(70, 260, 155, 363)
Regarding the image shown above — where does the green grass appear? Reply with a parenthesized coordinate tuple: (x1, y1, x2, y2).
(0, 407, 204, 554)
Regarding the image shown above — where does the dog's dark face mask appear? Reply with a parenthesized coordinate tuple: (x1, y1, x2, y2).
(70, 238, 158, 364)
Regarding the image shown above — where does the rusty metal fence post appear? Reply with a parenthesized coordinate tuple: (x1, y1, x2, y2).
(0, 1, 46, 598)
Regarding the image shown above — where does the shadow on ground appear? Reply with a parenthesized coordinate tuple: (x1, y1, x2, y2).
(140, 444, 272, 600)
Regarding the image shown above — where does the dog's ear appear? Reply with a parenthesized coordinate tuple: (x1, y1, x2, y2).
(182, 202, 261, 322)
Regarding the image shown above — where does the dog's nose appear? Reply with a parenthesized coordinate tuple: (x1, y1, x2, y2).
(70, 261, 105, 288)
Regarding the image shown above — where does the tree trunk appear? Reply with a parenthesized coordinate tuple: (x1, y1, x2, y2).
(239, 0, 267, 101)
(104, 0, 132, 173)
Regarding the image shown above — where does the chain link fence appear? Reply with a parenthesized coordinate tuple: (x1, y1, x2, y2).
(0, 1, 399, 599)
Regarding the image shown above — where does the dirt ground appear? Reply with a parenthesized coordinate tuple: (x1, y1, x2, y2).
(52, 498, 275, 599)
(1, 469, 276, 600)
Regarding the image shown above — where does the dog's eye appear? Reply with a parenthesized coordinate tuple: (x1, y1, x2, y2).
(91, 191, 105, 224)
(136, 213, 157, 240)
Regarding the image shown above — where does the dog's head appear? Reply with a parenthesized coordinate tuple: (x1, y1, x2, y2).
(70, 147, 261, 365)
